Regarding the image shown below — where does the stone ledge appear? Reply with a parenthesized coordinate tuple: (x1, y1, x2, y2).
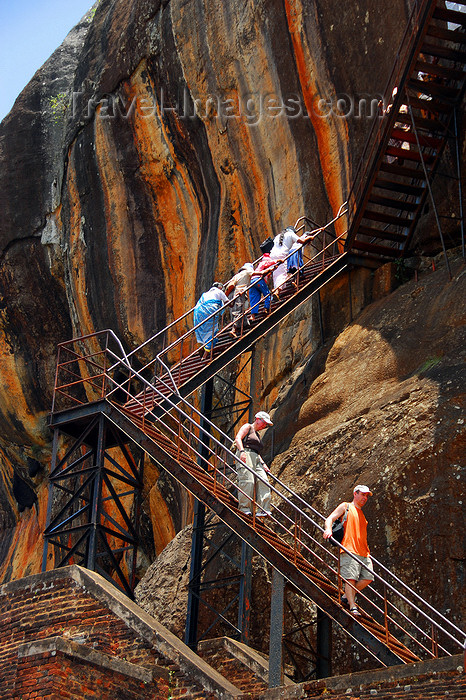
(259, 653, 464, 699)
(17, 636, 156, 683)
(198, 637, 295, 687)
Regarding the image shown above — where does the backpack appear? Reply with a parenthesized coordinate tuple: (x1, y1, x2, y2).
(331, 503, 350, 545)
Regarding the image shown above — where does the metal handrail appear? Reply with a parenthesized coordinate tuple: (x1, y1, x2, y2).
(119, 361, 465, 653)
(118, 206, 347, 383)
(51, 339, 465, 660)
(147, 207, 348, 383)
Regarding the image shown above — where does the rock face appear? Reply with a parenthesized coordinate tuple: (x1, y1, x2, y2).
(0, 0, 464, 669)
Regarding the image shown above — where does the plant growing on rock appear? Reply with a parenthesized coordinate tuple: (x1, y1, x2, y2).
(48, 92, 68, 123)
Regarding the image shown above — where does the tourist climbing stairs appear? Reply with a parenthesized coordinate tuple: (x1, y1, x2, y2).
(346, 0, 465, 259)
(114, 215, 352, 420)
(50, 345, 465, 669)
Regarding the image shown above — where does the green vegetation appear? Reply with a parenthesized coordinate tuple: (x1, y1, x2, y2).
(89, 0, 101, 20)
(394, 258, 409, 283)
(48, 92, 68, 124)
(417, 356, 442, 374)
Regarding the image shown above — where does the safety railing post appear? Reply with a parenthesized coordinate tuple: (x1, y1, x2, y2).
(178, 339, 184, 387)
(432, 623, 439, 658)
(210, 317, 215, 359)
(337, 555, 342, 604)
(213, 444, 218, 496)
(177, 416, 182, 461)
(52, 346, 61, 415)
(293, 516, 298, 566)
(101, 340, 108, 399)
(384, 583, 390, 643)
(142, 385, 146, 432)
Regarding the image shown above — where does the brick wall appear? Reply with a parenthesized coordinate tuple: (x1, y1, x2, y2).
(14, 648, 158, 700)
(260, 654, 465, 700)
(0, 567, 237, 700)
(1, 566, 463, 700)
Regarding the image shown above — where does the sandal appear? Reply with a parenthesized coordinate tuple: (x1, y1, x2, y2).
(350, 607, 361, 616)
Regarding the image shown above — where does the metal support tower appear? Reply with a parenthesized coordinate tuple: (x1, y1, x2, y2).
(42, 410, 144, 597)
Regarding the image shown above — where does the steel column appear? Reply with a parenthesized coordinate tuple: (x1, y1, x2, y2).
(269, 568, 285, 688)
(238, 540, 252, 644)
(185, 378, 214, 649)
(41, 428, 59, 572)
(185, 498, 207, 649)
(86, 414, 105, 569)
(316, 608, 332, 679)
(453, 108, 464, 260)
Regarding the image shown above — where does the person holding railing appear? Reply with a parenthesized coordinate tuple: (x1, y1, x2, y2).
(323, 485, 374, 616)
(225, 263, 254, 337)
(248, 253, 282, 319)
(270, 226, 318, 295)
(193, 282, 229, 359)
(234, 411, 273, 516)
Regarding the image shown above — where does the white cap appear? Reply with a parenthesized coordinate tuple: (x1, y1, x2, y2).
(255, 411, 273, 425)
(354, 485, 372, 495)
(241, 263, 254, 273)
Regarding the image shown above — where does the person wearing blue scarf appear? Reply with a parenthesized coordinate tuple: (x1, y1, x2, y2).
(193, 282, 229, 357)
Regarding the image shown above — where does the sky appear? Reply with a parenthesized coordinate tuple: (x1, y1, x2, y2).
(0, 1, 95, 123)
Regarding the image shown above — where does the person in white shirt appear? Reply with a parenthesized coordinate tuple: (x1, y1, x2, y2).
(269, 227, 318, 294)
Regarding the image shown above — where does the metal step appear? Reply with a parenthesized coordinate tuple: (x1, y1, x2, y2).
(379, 161, 427, 179)
(357, 225, 407, 243)
(385, 145, 435, 164)
(415, 59, 466, 83)
(393, 110, 446, 134)
(367, 194, 418, 211)
(374, 178, 425, 197)
(407, 78, 460, 101)
(426, 23, 466, 44)
(350, 240, 403, 257)
(363, 209, 413, 227)
(420, 41, 466, 64)
(433, 6, 466, 26)
(390, 127, 442, 149)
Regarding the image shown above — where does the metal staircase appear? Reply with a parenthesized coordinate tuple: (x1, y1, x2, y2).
(346, 0, 465, 259)
(43, 0, 465, 674)
(47, 346, 465, 668)
(46, 197, 465, 667)
(51, 214, 353, 424)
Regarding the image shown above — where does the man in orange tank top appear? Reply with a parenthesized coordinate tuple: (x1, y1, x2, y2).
(323, 485, 374, 616)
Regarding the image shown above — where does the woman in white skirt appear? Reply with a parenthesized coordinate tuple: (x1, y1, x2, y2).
(269, 227, 316, 295)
